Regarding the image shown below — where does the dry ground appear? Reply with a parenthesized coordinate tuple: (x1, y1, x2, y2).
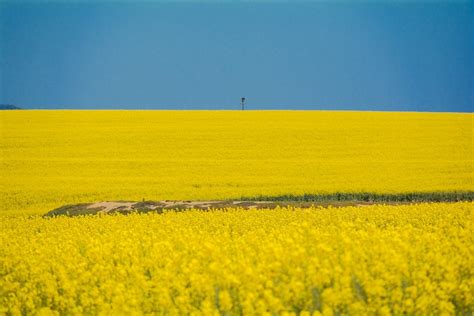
(44, 200, 412, 217)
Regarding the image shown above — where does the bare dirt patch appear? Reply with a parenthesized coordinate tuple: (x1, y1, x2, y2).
(44, 200, 410, 217)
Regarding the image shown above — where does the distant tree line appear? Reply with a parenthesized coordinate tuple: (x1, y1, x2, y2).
(0, 104, 22, 110)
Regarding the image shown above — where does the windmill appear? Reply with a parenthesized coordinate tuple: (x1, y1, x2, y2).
(241, 97, 246, 110)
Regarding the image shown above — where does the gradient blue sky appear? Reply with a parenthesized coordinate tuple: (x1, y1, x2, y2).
(0, 1, 473, 112)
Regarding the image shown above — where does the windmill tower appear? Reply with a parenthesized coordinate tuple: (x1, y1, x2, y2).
(241, 97, 246, 110)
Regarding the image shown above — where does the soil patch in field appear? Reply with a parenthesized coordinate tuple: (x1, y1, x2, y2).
(44, 200, 405, 217)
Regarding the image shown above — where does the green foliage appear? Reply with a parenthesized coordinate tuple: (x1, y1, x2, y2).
(242, 191, 474, 202)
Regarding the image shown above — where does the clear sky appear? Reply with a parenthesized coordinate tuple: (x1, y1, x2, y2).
(0, 1, 472, 112)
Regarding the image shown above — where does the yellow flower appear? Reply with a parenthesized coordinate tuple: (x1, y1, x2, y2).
(218, 290, 233, 312)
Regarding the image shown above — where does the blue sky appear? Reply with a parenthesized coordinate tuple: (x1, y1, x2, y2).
(0, 1, 472, 112)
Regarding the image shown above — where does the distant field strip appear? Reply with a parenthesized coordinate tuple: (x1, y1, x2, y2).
(0, 110, 472, 214)
(242, 192, 474, 202)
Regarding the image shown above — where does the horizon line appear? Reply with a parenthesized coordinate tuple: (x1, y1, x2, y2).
(3, 108, 472, 114)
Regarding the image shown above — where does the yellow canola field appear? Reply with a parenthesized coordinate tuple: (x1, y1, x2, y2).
(1, 203, 472, 315)
(1, 110, 473, 214)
